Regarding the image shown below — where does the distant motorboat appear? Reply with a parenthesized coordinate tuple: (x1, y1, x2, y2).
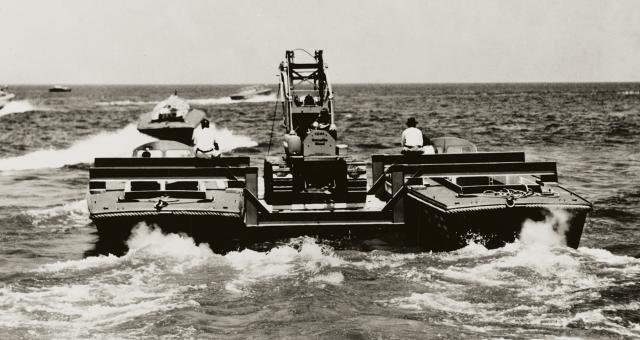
(229, 85, 271, 100)
(0, 86, 15, 108)
(49, 85, 71, 92)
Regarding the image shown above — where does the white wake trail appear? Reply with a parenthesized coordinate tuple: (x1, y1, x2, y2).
(97, 94, 277, 107)
(0, 122, 257, 171)
(0, 124, 155, 171)
(0, 100, 40, 117)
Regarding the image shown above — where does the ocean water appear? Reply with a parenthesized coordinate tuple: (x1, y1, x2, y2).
(0, 83, 639, 339)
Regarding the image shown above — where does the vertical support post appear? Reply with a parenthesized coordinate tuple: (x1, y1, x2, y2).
(245, 169, 258, 227)
(371, 156, 384, 188)
(392, 168, 404, 223)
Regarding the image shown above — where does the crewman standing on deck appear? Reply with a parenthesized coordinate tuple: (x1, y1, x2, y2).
(401, 117, 424, 154)
(192, 119, 220, 158)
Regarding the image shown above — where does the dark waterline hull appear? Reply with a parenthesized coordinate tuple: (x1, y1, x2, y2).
(406, 203, 589, 251)
(230, 89, 272, 100)
(136, 126, 197, 145)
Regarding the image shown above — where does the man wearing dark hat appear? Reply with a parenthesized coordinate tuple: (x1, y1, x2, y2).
(192, 119, 220, 158)
(401, 117, 424, 154)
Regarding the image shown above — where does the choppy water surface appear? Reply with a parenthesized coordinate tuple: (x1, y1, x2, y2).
(0, 84, 639, 339)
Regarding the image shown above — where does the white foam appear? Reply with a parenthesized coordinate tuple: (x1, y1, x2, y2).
(564, 309, 640, 337)
(25, 199, 90, 228)
(9, 226, 217, 337)
(39, 224, 217, 273)
(578, 247, 639, 266)
(0, 124, 155, 171)
(385, 292, 494, 314)
(0, 277, 199, 338)
(519, 209, 571, 248)
(96, 99, 156, 106)
(208, 123, 258, 152)
(0, 121, 257, 171)
(349, 251, 419, 271)
(126, 224, 217, 273)
(0, 100, 39, 117)
(309, 271, 344, 285)
(38, 253, 122, 272)
(189, 93, 277, 105)
(223, 237, 343, 292)
(97, 94, 277, 107)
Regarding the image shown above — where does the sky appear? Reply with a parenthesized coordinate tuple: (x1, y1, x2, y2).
(1, 0, 639, 84)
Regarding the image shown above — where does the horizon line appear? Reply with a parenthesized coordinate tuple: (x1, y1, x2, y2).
(5, 81, 640, 86)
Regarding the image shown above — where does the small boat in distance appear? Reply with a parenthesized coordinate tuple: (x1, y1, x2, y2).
(0, 86, 15, 109)
(229, 85, 272, 100)
(137, 92, 206, 145)
(49, 85, 71, 92)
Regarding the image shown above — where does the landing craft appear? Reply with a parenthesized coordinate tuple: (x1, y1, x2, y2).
(87, 50, 592, 253)
(137, 93, 206, 145)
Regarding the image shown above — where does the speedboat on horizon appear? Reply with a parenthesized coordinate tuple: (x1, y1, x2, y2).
(0, 86, 16, 109)
(49, 85, 71, 92)
(137, 92, 206, 145)
(229, 85, 272, 100)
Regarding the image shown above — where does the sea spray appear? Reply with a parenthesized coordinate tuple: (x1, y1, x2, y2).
(0, 124, 154, 171)
(208, 122, 257, 152)
(223, 237, 344, 293)
(0, 123, 257, 171)
(188, 93, 277, 106)
(519, 208, 572, 247)
(0, 100, 39, 117)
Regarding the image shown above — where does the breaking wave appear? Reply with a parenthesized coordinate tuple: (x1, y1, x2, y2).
(0, 123, 256, 171)
(0, 100, 40, 117)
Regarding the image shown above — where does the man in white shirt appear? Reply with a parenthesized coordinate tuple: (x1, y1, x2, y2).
(401, 117, 424, 154)
(192, 119, 220, 158)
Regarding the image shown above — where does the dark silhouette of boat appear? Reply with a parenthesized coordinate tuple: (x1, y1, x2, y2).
(137, 93, 205, 145)
(49, 85, 71, 92)
(229, 85, 272, 100)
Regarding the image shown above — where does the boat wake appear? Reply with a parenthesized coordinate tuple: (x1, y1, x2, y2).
(188, 94, 277, 106)
(0, 100, 40, 117)
(0, 225, 344, 338)
(0, 123, 257, 171)
(24, 199, 90, 229)
(1, 217, 637, 338)
(97, 94, 277, 107)
(372, 215, 640, 338)
(208, 122, 258, 152)
(0, 124, 154, 171)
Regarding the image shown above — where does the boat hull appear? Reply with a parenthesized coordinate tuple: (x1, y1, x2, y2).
(230, 89, 271, 100)
(91, 212, 434, 254)
(137, 109, 205, 145)
(404, 200, 589, 251)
